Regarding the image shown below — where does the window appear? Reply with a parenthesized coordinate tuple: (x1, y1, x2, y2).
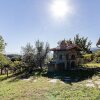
(71, 61, 76, 68)
(71, 55, 75, 60)
(66, 54, 69, 60)
(54, 54, 57, 59)
(59, 55, 62, 60)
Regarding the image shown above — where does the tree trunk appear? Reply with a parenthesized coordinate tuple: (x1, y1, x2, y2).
(1, 68, 3, 75)
(5, 68, 8, 77)
(40, 63, 43, 70)
(5, 67, 6, 74)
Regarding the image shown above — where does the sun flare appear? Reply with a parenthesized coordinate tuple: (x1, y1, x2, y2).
(50, 0, 72, 19)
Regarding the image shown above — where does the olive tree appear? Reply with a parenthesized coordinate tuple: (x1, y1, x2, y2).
(21, 40, 50, 72)
(21, 43, 35, 72)
(35, 40, 49, 70)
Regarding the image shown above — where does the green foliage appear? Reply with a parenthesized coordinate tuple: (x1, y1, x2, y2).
(10, 61, 23, 73)
(0, 53, 9, 67)
(83, 54, 93, 58)
(82, 63, 100, 68)
(22, 43, 35, 69)
(97, 57, 100, 63)
(73, 34, 92, 53)
(0, 53, 10, 75)
(91, 50, 100, 63)
(83, 50, 100, 63)
(58, 34, 92, 54)
(93, 57, 100, 63)
(83, 54, 94, 62)
(0, 35, 10, 75)
(21, 40, 50, 71)
(0, 35, 6, 53)
(95, 50, 100, 57)
(35, 40, 49, 69)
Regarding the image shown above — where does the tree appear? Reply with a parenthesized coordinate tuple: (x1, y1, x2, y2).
(10, 61, 23, 74)
(22, 43, 35, 72)
(0, 35, 9, 76)
(0, 53, 9, 75)
(57, 39, 72, 47)
(0, 35, 6, 53)
(73, 34, 92, 53)
(21, 40, 50, 72)
(35, 40, 49, 70)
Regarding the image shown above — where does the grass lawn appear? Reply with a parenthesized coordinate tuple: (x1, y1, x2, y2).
(82, 63, 100, 68)
(0, 72, 100, 100)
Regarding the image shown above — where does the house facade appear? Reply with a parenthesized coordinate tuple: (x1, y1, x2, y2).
(48, 40, 82, 72)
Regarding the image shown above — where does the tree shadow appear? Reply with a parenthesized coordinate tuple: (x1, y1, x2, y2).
(1, 67, 100, 84)
(0, 71, 29, 82)
(43, 66, 100, 84)
(0, 74, 15, 82)
(7, 69, 47, 82)
(0, 70, 32, 82)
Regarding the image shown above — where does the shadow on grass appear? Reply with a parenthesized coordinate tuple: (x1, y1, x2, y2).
(0, 71, 29, 82)
(1, 67, 100, 83)
(0, 74, 15, 82)
(44, 67, 100, 84)
(0, 69, 47, 82)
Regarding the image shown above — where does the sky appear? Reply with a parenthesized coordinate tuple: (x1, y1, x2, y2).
(0, 0, 100, 54)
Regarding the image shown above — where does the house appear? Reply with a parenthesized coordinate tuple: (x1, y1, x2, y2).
(48, 40, 82, 72)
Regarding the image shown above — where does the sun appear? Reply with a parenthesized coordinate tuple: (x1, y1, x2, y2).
(50, 0, 72, 19)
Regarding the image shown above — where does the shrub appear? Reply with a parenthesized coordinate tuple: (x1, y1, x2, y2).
(92, 50, 100, 63)
(10, 61, 23, 73)
(83, 54, 94, 63)
(95, 50, 100, 57)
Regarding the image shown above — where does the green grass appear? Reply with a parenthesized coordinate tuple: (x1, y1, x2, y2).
(0, 73, 100, 100)
(82, 63, 100, 68)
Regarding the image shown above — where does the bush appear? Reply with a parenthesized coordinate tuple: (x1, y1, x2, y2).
(93, 57, 100, 63)
(10, 61, 23, 73)
(83, 54, 94, 63)
(92, 50, 100, 63)
(95, 50, 100, 57)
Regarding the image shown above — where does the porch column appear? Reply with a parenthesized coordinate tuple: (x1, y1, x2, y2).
(65, 62, 67, 70)
(55, 63, 57, 71)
